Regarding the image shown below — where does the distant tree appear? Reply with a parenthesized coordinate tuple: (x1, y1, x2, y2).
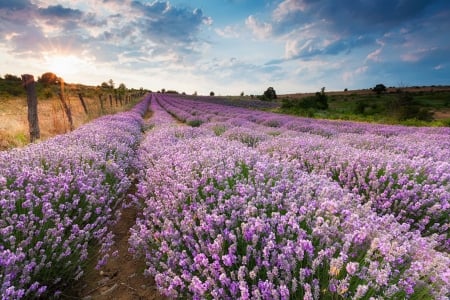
(263, 87, 277, 100)
(4, 74, 21, 81)
(344, 88, 348, 92)
(107, 79, 114, 89)
(117, 83, 127, 96)
(193, 91, 198, 96)
(373, 83, 387, 94)
(240, 91, 244, 97)
(210, 91, 215, 96)
(315, 87, 328, 110)
(38, 72, 59, 85)
(101, 82, 111, 89)
(161, 88, 166, 94)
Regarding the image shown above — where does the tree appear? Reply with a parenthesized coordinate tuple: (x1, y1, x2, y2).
(373, 83, 387, 94)
(315, 86, 328, 110)
(108, 79, 114, 89)
(101, 82, 111, 89)
(4, 74, 21, 81)
(210, 91, 215, 96)
(240, 91, 244, 97)
(117, 83, 127, 95)
(38, 72, 59, 85)
(263, 87, 277, 100)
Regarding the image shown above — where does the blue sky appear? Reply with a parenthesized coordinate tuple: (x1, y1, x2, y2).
(1, 0, 449, 95)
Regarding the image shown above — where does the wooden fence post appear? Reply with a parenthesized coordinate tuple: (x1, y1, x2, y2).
(78, 93, 88, 114)
(99, 94, 104, 112)
(109, 94, 113, 107)
(58, 79, 74, 131)
(21, 74, 40, 142)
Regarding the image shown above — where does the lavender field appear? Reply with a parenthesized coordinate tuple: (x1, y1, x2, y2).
(1, 94, 449, 299)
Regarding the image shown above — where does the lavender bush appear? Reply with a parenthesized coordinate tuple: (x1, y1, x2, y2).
(0, 95, 150, 298)
(129, 95, 449, 299)
(155, 95, 450, 251)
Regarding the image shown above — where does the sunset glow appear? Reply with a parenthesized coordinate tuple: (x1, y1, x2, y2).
(45, 55, 82, 79)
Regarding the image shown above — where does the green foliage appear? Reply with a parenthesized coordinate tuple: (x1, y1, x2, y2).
(187, 119, 203, 127)
(281, 87, 328, 111)
(389, 92, 434, 121)
(0, 76, 24, 97)
(100, 82, 111, 89)
(277, 88, 450, 126)
(4, 74, 21, 81)
(441, 118, 450, 127)
(261, 87, 277, 101)
(373, 83, 387, 94)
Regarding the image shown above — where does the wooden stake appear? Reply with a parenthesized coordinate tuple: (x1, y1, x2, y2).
(99, 94, 104, 112)
(21, 74, 40, 142)
(78, 93, 88, 114)
(58, 79, 74, 131)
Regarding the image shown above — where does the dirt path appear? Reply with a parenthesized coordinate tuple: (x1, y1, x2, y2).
(62, 109, 167, 299)
(73, 202, 166, 300)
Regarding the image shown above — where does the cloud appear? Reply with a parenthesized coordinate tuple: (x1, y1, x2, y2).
(245, 15, 272, 39)
(401, 47, 438, 63)
(215, 25, 240, 38)
(272, 0, 437, 35)
(39, 5, 83, 19)
(342, 65, 368, 83)
(0, 0, 212, 68)
(256, 0, 448, 68)
(130, 1, 208, 44)
(0, 0, 32, 11)
(273, 0, 306, 22)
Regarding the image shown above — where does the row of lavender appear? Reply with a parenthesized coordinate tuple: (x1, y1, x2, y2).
(156, 93, 450, 138)
(155, 94, 450, 251)
(129, 95, 449, 299)
(0, 95, 151, 298)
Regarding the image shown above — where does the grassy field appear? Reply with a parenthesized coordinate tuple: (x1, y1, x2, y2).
(276, 86, 450, 126)
(0, 79, 142, 150)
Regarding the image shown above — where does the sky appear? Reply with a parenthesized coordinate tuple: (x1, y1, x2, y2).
(1, 0, 449, 95)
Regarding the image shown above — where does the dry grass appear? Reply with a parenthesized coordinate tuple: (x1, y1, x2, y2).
(0, 91, 135, 150)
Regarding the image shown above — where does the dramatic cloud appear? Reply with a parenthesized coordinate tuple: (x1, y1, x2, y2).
(0, 0, 448, 94)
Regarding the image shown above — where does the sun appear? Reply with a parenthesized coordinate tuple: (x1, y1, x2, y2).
(45, 54, 82, 80)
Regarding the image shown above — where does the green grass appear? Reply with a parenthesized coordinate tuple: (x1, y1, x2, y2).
(275, 89, 450, 126)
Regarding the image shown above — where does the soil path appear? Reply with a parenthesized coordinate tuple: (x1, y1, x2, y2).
(62, 109, 167, 299)
(75, 202, 166, 300)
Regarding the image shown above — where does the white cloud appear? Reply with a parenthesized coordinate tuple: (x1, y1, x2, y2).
(273, 0, 306, 22)
(215, 25, 240, 38)
(245, 15, 272, 39)
(400, 47, 437, 63)
(203, 16, 213, 25)
(343, 65, 368, 82)
(366, 48, 382, 62)
(285, 39, 314, 59)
